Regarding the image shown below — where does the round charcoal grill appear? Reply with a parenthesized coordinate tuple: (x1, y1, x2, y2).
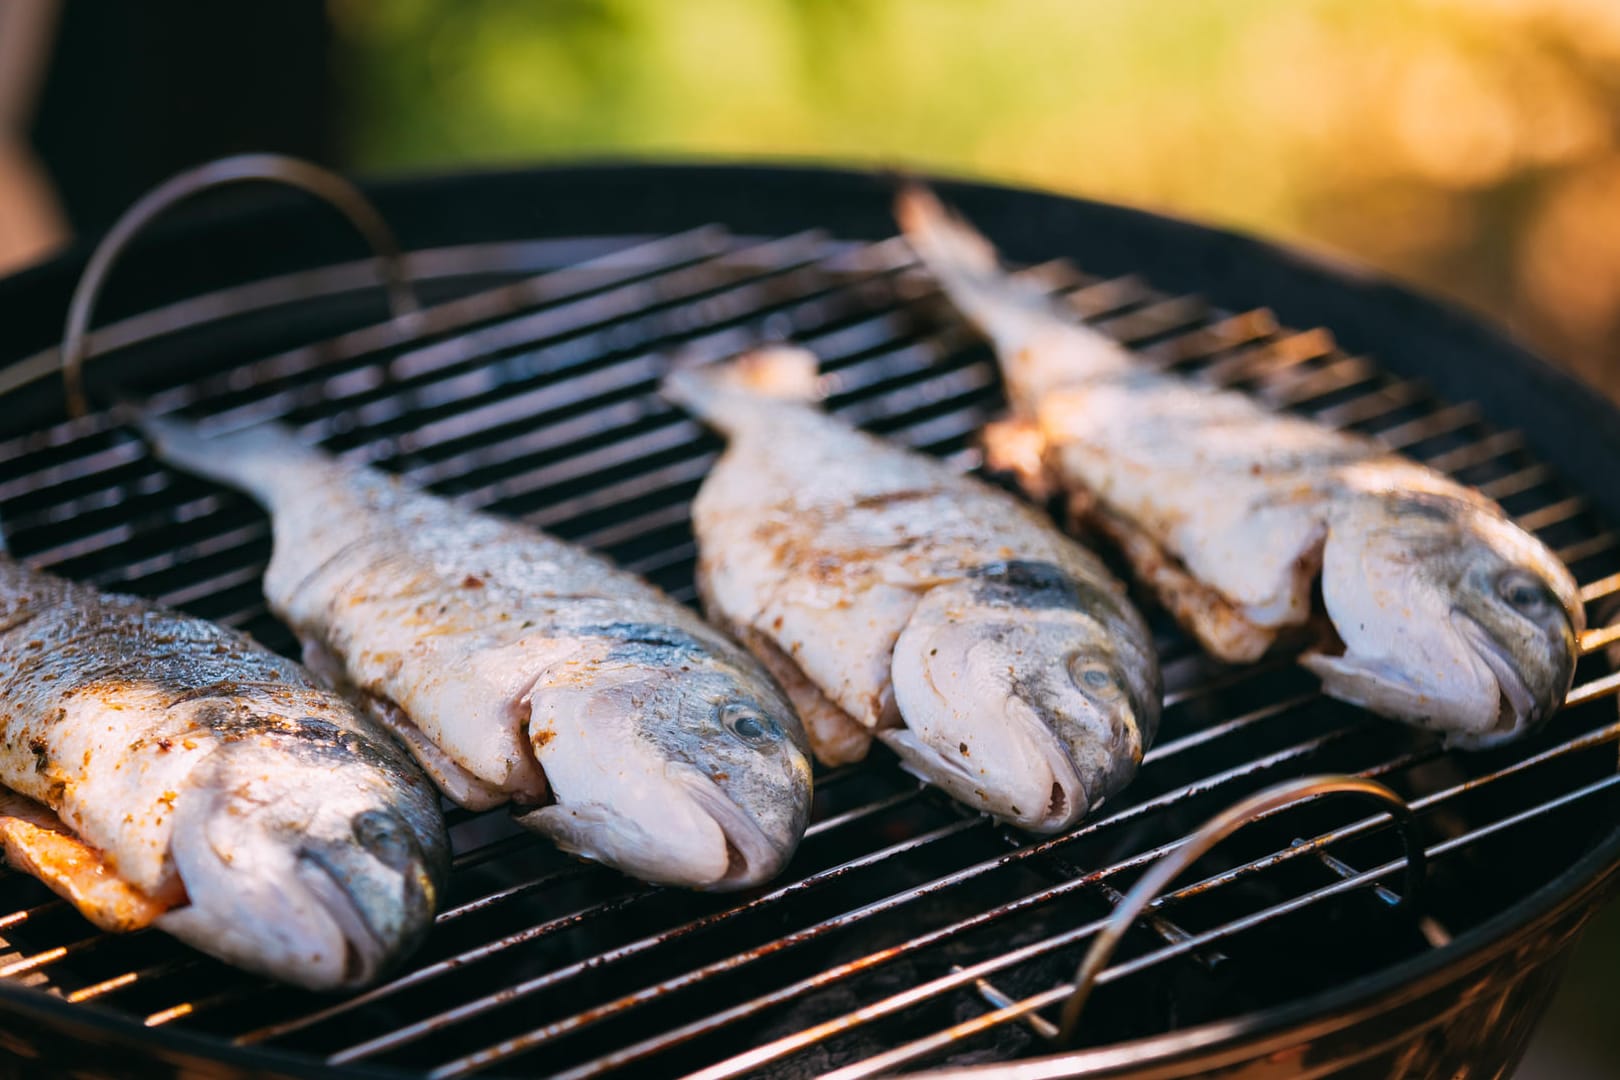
(0, 161, 1618, 1079)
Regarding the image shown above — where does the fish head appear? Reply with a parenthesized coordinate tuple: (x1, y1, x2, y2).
(523, 624, 813, 891)
(886, 561, 1160, 833)
(1308, 493, 1581, 746)
(159, 711, 449, 991)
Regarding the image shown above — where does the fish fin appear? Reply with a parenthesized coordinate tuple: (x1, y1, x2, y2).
(728, 621, 872, 766)
(1087, 504, 1276, 663)
(699, 560, 873, 765)
(0, 791, 182, 932)
(361, 695, 517, 811)
(897, 186, 1134, 406)
(895, 184, 1050, 348)
(981, 415, 1058, 502)
(137, 412, 328, 505)
(698, 565, 872, 764)
(894, 184, 1002, 281)
(661, 346, 823, 426)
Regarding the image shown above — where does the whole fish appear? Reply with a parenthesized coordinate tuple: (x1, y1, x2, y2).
(140, 417, 812, 890)
(896, 186, 1582, 747)
(0, 556, 447, 989)
(663, 346, 1160, 833)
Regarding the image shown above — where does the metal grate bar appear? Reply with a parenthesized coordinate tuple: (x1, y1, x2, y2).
(0, 934, 105, 980)
(233, 783, 940, 1047)
(1, 244, 1538, 610)
(7, 242, 952, 589)
(0, 898, 66, 932)
(326, 817, 985, 1065)
(814, 769, 1620, 1080)
(1557, 533, 1618, 568)
(101, 324, 1553, 635)
(434, 866, 592, 926)
(690, 744, 1620, 1080)
(1479, 465, 1555, 502)
(1516, 496, 1588, 533)
(64, 957, 195, 1005)
(445, 695, 1551, 1077)
(1262, 355, 1379, 409)
(0, 234, 692, 404)
(0, 223, 1615, 1080)
(414, 723, 1370, 1073)
(563, 678, 1620, 1079)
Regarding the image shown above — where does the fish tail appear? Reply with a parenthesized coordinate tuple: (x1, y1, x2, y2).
(896, 184, 1133, 403)
(895, 184, 1001, 282)
(138, 412, 326, 506)
(895, 184, 1045, 348)
(661, 346, 822, 430)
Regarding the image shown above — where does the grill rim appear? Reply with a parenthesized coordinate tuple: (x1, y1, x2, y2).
(0, 161, 1617, 1077)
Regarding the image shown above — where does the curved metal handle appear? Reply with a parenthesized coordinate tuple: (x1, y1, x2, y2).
(60, 153, 419, 417)
(1056, 774, 1426, 1045)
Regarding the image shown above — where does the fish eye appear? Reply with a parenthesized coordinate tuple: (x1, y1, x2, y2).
(1068, 654, 1122, 696)
(352, 809, 414, 868)
(1496, 569, 1556, 617)
(719, 702, 780, 745)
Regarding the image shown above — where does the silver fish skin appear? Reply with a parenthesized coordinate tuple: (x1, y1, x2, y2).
(663, 347, 1160, 834)
(896, 185, 1582, 747)
(0, 558, 447, 990)
(140, 417, 812, 891)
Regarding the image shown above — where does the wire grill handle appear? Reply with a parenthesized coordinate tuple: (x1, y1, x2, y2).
(1056, 773, 1426, 1045)
(60, 153, 419, 417)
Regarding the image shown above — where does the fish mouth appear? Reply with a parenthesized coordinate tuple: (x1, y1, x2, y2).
(672, 770, 785, 891)
(521, 767, 785, 891)
(1300, 651, 1439, 728)
(877, 696, 1086, 834)
(1301, 614, 1541, 748)
(295, 852, 391, 988)
(157, 826, 419, 992)
(1452, 612, 1539, 742)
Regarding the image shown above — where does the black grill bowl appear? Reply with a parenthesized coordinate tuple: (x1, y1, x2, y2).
(0, 162, 1616, 1080)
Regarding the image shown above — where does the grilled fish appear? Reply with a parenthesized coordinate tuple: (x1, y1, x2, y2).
(0, 557, 447, 989)
(896, 186, 1582, 747)
(663, 347, 1160, 833)
(140, 417, 812, 890)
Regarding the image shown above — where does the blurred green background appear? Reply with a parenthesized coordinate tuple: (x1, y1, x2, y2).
(329, 0, 1620, 397)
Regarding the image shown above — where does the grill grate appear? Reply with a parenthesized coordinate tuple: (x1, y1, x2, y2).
(1, 215, 1618, 1079)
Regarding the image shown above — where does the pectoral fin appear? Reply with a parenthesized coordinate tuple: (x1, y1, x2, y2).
(728, 623, 873, 766)
(0, 793, 182, 933)
(981, 415, 1058, 502)
(1086, 505, 1276, 663)
(362, 696, 518, 810)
